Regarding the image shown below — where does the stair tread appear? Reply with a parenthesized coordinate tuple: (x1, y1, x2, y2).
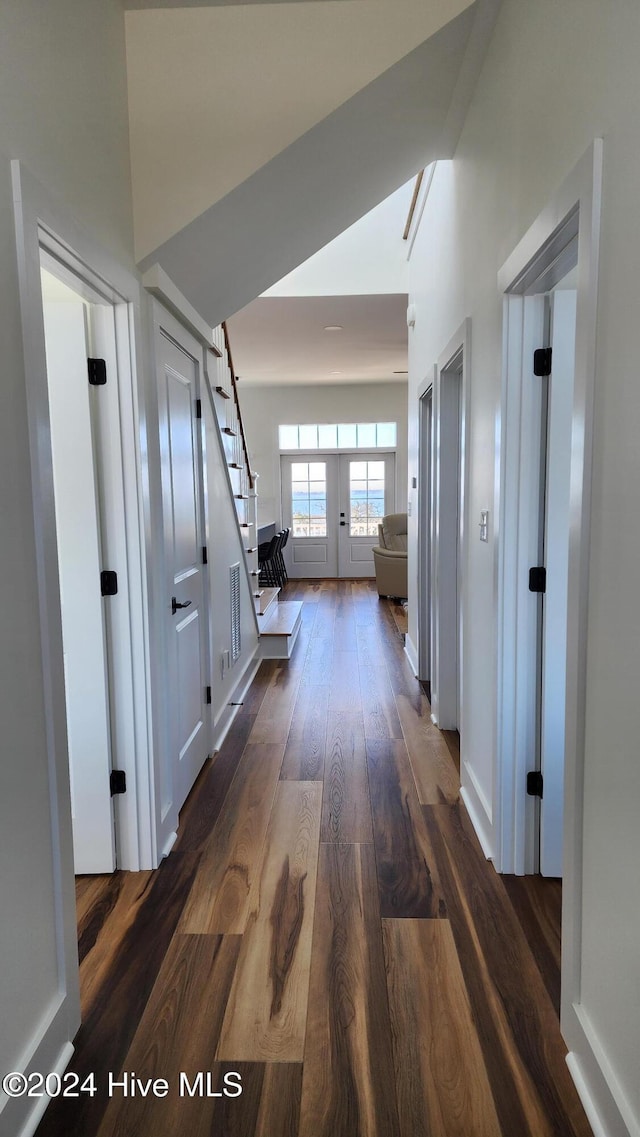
(259, 600, 303, 636)
(254, 586, 280, 615)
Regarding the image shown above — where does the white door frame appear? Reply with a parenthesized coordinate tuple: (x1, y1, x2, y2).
(417, 379, 435, 685)
(10, 160, 153, 1135)
(12, 162, 155, 876)
(429, 319, 470, 731)
(495, 142, 604, 1087)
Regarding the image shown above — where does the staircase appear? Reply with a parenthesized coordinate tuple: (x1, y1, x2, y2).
(211, 323, 302, 659)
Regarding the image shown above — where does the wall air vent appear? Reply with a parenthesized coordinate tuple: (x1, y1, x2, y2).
(230, 563, 241, 663)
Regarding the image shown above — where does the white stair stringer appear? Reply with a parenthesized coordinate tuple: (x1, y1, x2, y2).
(200, 348, 260, 750)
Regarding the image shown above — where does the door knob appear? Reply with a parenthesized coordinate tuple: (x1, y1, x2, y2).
(172, 597, 193, 615)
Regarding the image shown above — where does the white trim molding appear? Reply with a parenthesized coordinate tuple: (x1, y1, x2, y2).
(495, 141, 620, 1136)
(430, 319, 471, 731)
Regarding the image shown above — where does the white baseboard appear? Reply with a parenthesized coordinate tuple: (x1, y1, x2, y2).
(404, 634, 419, 676)
(563, 1002, 638, 1137)
(460, 762, 494, 861)
(2, 997, 76, 1137)
(211, 652, 260, 753)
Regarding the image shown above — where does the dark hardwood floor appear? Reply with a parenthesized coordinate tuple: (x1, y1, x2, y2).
(39, 580, 590, 1137)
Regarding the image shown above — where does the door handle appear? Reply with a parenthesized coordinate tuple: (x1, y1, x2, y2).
(340, 521, 346, 526)
(172, 597, 193, 615)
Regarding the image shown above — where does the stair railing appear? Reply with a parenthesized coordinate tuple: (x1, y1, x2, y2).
(222, 321, 255, 491)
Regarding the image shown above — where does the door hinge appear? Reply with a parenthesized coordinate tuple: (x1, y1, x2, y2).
(533, 347, 552, 377)
(196, 398, 202, 419)
(527, 770, 544, 798)
(202, 545, 208, 565)
(206, 685, 212, 705)
(528, 566, 546, 593)
(88, 358, 107, 386)
(110, 769, 127, 796)
(100, 570, 118, 596)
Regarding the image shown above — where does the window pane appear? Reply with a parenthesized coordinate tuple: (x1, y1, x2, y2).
(299, 424, 318, 449)
(318, 423, 338, 448)
(290, 464, 326, 537)
(356, 422, 376, 448)
(279, 424, 299, 449)
(376, 422, 396, 447)
(349, 458, 386, 536)
(337, 423, 357, 448)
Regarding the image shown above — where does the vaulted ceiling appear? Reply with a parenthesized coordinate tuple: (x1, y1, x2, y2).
(123, 0, 500, 326)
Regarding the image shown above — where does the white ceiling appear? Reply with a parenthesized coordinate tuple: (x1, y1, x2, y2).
(227, 294, 408, 387)
(125, 0, 474, 258)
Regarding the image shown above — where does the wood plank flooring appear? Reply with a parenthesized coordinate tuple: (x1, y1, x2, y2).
(38, 580, 592, 1137)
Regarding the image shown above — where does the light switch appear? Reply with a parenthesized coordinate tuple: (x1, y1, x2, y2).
(479, 509, 489, 542)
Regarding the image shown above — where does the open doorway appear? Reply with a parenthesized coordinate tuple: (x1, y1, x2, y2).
(418, 382, 433, 695)
(497, 233, 579, 881)
(427, 321, 469, 735)
(40, 267, 117, 875)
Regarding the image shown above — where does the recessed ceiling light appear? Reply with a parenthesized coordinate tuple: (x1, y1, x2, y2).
(330, 370, 343, 375)
(324, 325, 343, 332)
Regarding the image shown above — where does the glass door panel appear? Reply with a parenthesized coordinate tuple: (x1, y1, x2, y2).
(339, 453, 395, 577)
(281, 454, 338, 577)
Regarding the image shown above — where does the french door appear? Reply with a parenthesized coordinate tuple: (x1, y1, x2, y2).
(281, 452, 395, 578)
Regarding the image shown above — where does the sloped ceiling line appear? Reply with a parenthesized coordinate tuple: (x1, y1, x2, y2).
(137, 1, 499, 328)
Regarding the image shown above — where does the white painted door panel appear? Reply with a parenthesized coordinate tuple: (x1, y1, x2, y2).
(281, 454, 338, 577)
(157, 330, 209, 818)
(540, 290, 577, 877)
(338, 453, 395, 578)
(43, 291, 115, 874)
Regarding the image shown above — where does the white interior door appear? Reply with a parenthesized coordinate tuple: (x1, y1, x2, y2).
(338, 453, 395, 577)
(419, 387, 433, 685)
(539, 288, 577, 877)
(281, 454, 338, 577)
(157, 328, 209, 817)
(42, 277, 115, 874)
(433, 354, 463, 731)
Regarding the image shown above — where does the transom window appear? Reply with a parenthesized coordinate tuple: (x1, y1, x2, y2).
(349, 460, 385, 537)
(279, 422, 396, 450)
(291, 461, 327, 537)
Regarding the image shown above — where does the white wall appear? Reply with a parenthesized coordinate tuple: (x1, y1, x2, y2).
(262, 180, 412, 298)
(238, 382, 408, 531)
(407, 1, 640, 1132)
(124, 0, 471, 258)
(0, 2, 133, 1131)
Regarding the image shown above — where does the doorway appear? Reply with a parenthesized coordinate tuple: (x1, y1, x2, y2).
(418, 383, 433, 693)
(518, 279, 577, 878)
(40, 267, 116, 875)
(281, 452, 395, 578)
(495, 140, 602, 957)
(426, 322, 469, 734)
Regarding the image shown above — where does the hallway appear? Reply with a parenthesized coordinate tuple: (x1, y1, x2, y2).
(38, 581, 591, 1137)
